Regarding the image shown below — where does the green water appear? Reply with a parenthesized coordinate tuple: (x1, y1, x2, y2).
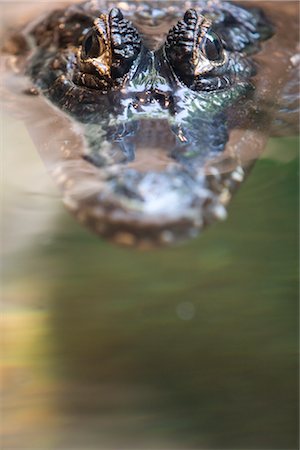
(2, 137, 299, 449)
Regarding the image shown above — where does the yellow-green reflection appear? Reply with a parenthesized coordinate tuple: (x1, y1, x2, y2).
(2, 137, 298, 449)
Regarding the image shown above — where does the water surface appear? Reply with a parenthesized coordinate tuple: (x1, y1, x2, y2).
(1, 111, 298, 449)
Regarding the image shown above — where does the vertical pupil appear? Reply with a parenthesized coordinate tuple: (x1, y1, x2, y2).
(203, 32, 223, 61)
(83, 32, 100, 58)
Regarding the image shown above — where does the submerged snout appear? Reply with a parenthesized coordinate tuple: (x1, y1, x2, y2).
(58, 147, 231, 248)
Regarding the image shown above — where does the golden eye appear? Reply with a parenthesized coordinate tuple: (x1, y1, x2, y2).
(74, 10, 142, 91)
(82, 30, 104, 59)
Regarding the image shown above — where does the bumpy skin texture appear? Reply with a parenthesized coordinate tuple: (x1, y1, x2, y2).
(26, 1, 271, 114)
(17, 1, 273, 245)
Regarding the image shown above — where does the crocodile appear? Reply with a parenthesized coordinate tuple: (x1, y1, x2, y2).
(1, 1, 299, 247)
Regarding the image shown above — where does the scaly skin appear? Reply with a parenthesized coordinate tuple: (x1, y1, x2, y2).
(4, 1, 274, 246)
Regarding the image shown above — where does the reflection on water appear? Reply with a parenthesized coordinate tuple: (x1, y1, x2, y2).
(1, 113, 298, 449)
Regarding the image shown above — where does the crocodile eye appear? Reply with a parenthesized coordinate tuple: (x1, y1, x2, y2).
(82, 30, 104, 59)
(74, 9, 142, 91)
(164, 9, 227, 91)
(202, 31, 224, 61)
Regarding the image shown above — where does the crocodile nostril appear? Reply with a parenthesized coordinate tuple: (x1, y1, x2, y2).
(134, 90, 174, 110)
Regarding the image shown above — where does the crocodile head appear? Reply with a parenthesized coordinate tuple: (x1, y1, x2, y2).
(22, 1, 273, 246)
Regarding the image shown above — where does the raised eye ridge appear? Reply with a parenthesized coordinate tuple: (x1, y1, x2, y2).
(164, 9, 226, 90)
(75, 9, 142, 91)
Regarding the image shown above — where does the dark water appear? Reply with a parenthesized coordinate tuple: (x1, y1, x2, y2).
(2, 129, 298, 449)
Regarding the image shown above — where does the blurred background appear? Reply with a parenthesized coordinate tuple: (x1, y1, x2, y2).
(1, 110, 298, 449)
